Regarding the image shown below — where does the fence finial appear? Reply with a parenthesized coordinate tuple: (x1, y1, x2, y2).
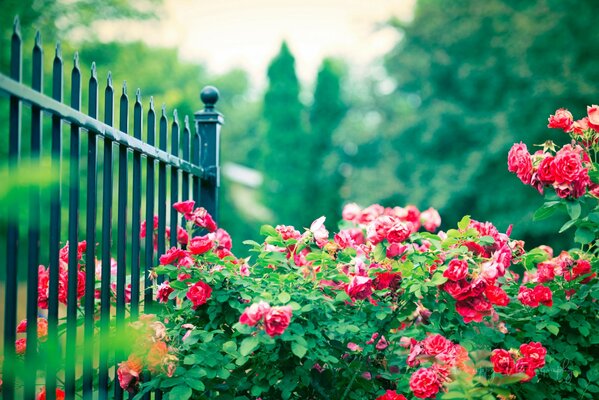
(136, 88, 141, 102)
(73, 52, 79, 68)
(149, 96, 155, 109)
(173, 109, 179, 120)
(184, 115, 190, 129)
(122, 81, 127, 95)
(34, 30, 41, 46)
(91, 62, 97, 78)
(200, 86, 219, 111)
(13, 16, 20, 34)
(55, 42, 62, 58)
(161, 103, 167, 117)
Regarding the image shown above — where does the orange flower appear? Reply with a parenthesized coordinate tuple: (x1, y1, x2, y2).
(146, 341, 169, 372)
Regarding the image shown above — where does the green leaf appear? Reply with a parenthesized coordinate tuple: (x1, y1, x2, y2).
(457, 215, 471, 230)
(533, 204, 559, 221)
(184, 378, 205, 391)
(183, 354, 199, 365)
(260, 224, 278, 237)
(490, 373, 527, 385)
(547, 324, 560, 336)
(222, 341, 237, 353)
(566, 201, 582, 219)
(575, 227, 595, 245)
(239, 336, 260, 356)
(291, 342, 307, 358)
(278, 292, 291, 304)
(169, 385, 192, 400)
(559, 219, 578, 233)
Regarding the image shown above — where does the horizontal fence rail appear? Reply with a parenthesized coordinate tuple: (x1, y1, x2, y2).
(0, 17, 223, 400)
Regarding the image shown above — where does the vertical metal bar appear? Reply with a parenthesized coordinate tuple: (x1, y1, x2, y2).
(157, 106, 168, 281)
(181, 116, 191, 202)
(169, 111, 180, 248)
(98, 72, 114, 400)
(144, 98, 156, 308)
(82, 62, 99, 399)
(3, 17, 21, 400)
(65, 52, 82, 400)
(130, 89, 143, 319)
(114, 82, 129, 400)
(46, 41, 63, 400)
(195, 86, 223, 223)
(24, 30, 43, 400)
(192, 119, 200, 205)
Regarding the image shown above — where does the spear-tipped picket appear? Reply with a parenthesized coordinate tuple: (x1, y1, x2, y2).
(170, 110, 180, 248)
(131, 88, 144, 319)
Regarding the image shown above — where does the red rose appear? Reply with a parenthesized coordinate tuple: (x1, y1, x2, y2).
(517, 286, 539, 307)
(484, 285, 510, 306)
(342, 203, 362, 222)
(239, 301, 271, 326)
(443, 259, 468, 281)
(376, 390, 407, 400)
(520, 342, 546, 369)
(37, 388, 66, 400)
(177, 227, 189, 245)
(536, 155, 555, 184)
(156, 281, 174, 303)
(38, 265, 50, 309)
(275, 225, 301, 241)
(547, 108, 574, 131)
(374, 271, 402, 291)
(186, 281, 212, 310)
(159, 247, 185, 265)
(536, 261, 556, 283)
(189, 207, 217, 232)
(507, 142, 533, 184)
(455, 296, 492, 323)
(210, 228, 233, 250)
(173, 200, 195, 216)
(422, 334, 453, 357)
(409, 367, 441, 399)
(532, 285, 553, 307)
(345, 275, 373, 301)
(514, 357, 536, 381)
(188, 235, 214, 255)
(490, 349, 515, 375)
(263, 306, 292, 337)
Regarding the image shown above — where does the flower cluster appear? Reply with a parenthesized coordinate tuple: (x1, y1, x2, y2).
(440, 219, 518, 323)
(38, 240, 87, 309)
(509, 106, 599, 199)
(239, 301, 293, 337)
(404, 334, 472, 398)
(491, 342, 547, 381)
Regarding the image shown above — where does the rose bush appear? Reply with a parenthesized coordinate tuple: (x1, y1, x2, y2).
(5, 105, 599, 399)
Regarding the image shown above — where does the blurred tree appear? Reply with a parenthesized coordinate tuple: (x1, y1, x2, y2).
(376, 0, 599, 249)
(260, 42, 310, 228)
(308, 58, 348, 228)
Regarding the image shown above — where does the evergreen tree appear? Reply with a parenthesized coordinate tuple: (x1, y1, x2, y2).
(378, 0, 599, 248)
(260, 42, 310, 227)
(309, 58, 347, 227)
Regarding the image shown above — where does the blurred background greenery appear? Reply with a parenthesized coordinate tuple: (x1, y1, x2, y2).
(3, 0, 599, 262)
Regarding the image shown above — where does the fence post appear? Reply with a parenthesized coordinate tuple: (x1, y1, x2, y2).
(195, 86, 223, 222)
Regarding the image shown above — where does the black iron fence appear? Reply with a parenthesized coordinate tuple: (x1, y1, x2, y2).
(0, 18, 222, 399)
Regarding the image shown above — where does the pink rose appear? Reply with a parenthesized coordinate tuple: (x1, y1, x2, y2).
(177, 227, 189, 245)
(547, 108, 574, 131)
(188, 235, 213, 255)
(507, 142, 533, 184)
(387, 221, 410, 244)
(420, 207, 441, 232)
(117, 355, 142, 393)
(275, 225, 301, 241)
(551, 147, 584, 184)
(342, 203, 362, 222)
(186, 281, 212, 309)
(310, 216, 329, 248)
(239, 301, 271, 326)
(209, 228, 233, 250)
(15, 338, 26, 355)
(484, 285, 509, 306)
(263, 306, 292, 337)
(376, 390, 407, 400)
(422, 334, 453, 356)
(587, 104, 599, 130)
(409, 367, 441, 399)
(443, 259, 468, 281)
(345, 275, 373, 301)
(536, 155, 555, 184)
(159, 247, 185, 265)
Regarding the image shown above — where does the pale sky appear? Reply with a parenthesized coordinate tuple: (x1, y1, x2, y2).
(97, 0, 416, 89)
